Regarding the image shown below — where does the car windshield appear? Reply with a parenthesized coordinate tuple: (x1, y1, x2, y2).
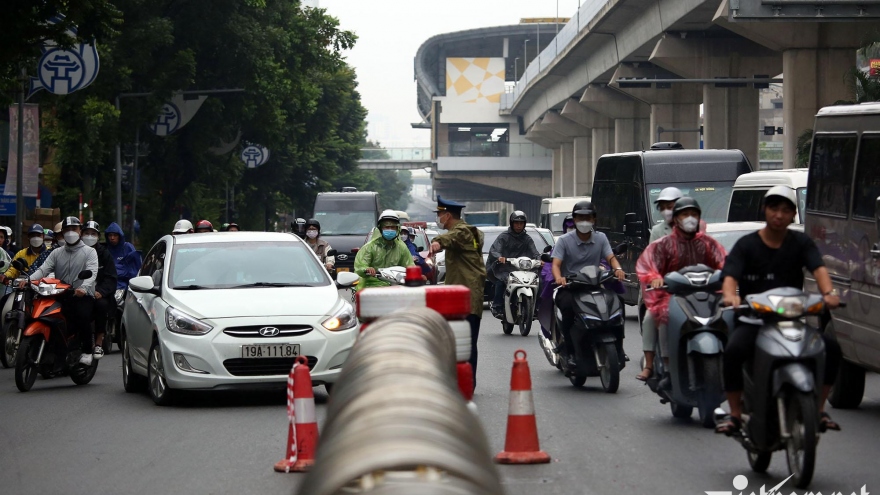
(314, 211, 374, 235)
(549, 212, 568, 234)
(170, 241, 330, 289)
(412, 231, 428, 251)
(707, 228, 758, 253)
(479, 229, 549, 254)
(647, 182, 735, 224)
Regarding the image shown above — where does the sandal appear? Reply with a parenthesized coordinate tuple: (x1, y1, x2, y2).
(715, 415, 742, 436)
(636, 368, 653, 382)
(819, 412, 841, 432)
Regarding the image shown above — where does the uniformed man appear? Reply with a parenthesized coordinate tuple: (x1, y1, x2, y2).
(430, 197, 486, 391)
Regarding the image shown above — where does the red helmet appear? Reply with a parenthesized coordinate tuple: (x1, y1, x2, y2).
(195, 220, 213, 232)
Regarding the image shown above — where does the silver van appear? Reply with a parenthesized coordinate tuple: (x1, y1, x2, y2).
(727, 169, 808, 224)
(803, 102, 880, 408)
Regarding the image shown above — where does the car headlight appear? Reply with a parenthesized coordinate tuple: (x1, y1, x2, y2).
(165, 306, 213, 335)
(322, 302, 357, 331)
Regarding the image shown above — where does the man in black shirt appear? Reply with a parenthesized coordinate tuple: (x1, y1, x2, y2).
(717, 186, 842, 434)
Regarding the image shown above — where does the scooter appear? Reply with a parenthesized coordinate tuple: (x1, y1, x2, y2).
(497, 257, 541, 336)
(101, 287, 127, 353)
(644, 264, 732, 428)
(546, 258, 627, 392)
(1, 259, 30, 368)
(714, 288, 836, 489)
(14, 269, 97, 392)
(374, 266, 407, 286)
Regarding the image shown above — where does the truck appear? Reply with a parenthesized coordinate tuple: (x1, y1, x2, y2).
(464, 211, 500, 226)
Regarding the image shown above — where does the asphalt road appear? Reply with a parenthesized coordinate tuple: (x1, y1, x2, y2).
(1, 310, 879, 495)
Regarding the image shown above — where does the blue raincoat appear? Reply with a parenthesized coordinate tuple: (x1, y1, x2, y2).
(105, 222, 143, 289)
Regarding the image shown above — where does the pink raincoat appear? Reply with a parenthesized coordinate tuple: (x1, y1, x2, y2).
(636, 228, 727, 324)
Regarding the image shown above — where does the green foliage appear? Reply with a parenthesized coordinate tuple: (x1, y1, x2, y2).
(795, 129, 813, 168)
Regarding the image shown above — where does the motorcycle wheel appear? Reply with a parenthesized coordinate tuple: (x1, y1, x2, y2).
(122, 327, 147, 393)
(518, 299, 532, 336)
(14, 335, 42, 392)
(148, 340, 175, 406)
(501, 321, 514, 335)
(696, 355, 724, 428)
(670, 401, 693, 419)
(785, 390, 818, 489)
(748, 450, 772, 473)
(1, 320, 18, 368)
(569, 373, 587, 387)
(598, 343, 620, 393)
(70, 358, 97, 385)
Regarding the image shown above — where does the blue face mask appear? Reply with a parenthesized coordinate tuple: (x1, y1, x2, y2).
(382, 229, 398, 241)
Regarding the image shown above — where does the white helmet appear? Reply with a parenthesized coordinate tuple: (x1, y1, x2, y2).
(764, 186, 797, 208)
(377, 209, 400, 226)
(173, 219, 194, 234)
(654, 187, 684, 205)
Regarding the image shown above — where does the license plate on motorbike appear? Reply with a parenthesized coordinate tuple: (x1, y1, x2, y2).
(241, 344, 300, 359)
(336, 267, 350, 272)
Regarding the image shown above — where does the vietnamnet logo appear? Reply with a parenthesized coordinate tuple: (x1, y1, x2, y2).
(707, 475, 869, 495)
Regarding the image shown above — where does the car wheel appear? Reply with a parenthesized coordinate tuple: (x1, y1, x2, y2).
(122, 327, 147, 393)
(147, 339, 174, 406)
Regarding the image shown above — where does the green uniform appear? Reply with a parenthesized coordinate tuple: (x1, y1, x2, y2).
(433, 220, 486, 317)
(353, 235, 415, 291)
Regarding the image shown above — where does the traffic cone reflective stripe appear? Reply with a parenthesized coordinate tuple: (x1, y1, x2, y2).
(274, 356, 318, 473)
(495, 349, 550, 464)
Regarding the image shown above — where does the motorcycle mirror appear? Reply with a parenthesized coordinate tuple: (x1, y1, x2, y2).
(543, 245, 552, 253)
(327, 249, 337, 257)
(540, 253, 552, 263)
(78, 270, 93, 280)
(12, 258, 28, 270)
(613, 243, 628, 255)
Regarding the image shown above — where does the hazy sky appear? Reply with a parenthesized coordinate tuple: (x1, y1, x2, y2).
(322, 1, 584, 148)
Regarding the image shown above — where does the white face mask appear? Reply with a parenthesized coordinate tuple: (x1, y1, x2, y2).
(575, 221, 593, 234)
(29, 237, 44, 248)
(661, 209, 673, 223)
(63, 231, 80, 245)
(306, 230, 318, 239)
(678, 216, 699, 233)
(82, 234, 99, 247)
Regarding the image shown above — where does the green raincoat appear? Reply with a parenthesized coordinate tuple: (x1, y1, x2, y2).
(433, 220, 486, 317)
(353, 227, 415, 290)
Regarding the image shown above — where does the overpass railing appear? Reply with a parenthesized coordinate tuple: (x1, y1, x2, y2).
(360, 147, 432, 161)
(437, 142, 552, 158)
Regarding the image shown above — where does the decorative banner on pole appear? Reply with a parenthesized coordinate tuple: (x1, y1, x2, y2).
(241, 144, 270, 168)
(870, 59, 880, 77)
(149, 93, 208, 136)
(5, 104, 40, 197)
(29, 15, 100, 97)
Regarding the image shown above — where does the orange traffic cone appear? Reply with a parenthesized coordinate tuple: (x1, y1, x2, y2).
(274, 356, 318, 473)
(494, 349, 551, 464)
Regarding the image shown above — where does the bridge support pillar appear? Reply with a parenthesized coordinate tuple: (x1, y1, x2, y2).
(573, 136, 592, 196)
(614, 118, 651, 153)
(561, 142, 575, 197)
(580, 85, 651, 153)
(592, 127, 615, 173)
(703, 85, 759, 166)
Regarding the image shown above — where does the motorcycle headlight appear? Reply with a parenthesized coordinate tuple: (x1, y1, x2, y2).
(508, 274, 521, 284)
(37, 283, 62, 296)
(518, 259, 531, 270)
(774, 296, 806, 318)
(165, 307, 213, 335)
(322, 302, 357, 331)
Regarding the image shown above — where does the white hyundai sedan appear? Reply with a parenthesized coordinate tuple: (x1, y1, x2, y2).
(121, 231, 360, 405)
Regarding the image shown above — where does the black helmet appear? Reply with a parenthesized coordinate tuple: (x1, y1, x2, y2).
(305, 218, 321, 231)
(572, 200, 596, 217)
(83, 221, 100, 233)
(61, 216, 82, 229)
(672, 197, 702, 216)
(293, 218, 306, 237)
(509, 210, 527, 224)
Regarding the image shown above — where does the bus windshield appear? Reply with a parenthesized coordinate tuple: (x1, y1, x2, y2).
(647, 182, 735, 225)
(314, 211, 375, 235)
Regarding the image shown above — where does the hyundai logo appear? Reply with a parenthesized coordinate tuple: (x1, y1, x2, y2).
(337, 254, 348, 261)
(259, 327, 280, 337)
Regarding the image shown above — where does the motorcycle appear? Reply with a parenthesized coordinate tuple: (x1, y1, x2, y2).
(14, 269, 97, 392)
(101, 287, 127, 353)
(497, 257, 541, 336)
(374, 266, 408, 286)
(644, 264, 732, 428)
(1, 259, 30, 368)
(714, 287, 837, 489)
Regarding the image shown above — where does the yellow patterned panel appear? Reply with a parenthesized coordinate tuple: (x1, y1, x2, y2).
(446, 57, 506, 104)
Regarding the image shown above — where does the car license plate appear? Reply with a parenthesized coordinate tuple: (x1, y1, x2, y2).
(337, 267, 350, 272)
(241, 344, 300, 359)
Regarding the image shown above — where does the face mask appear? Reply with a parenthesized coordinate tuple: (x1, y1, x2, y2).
(678, 216, 699, 233)
(382, 230, 398, 241)
(64, 231, 80, 245)
(575, 221, 593, 234)
(400, 234, 409, 242)
(29, 237, 44, 248)
(306, 230, 318, 239)
(661, 209, 673, 223)
(82, 235, 99, 247)
(436, 216, 445, 229)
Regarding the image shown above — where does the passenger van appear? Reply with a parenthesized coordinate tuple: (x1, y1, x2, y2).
(539, 196, 590, 239)
(803, 102, 880, 408)
(727, 169, 808, 223)
(591, 145, 752, 305)
(312, 190, 381, 273)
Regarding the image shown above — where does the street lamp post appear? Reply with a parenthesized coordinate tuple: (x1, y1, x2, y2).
(524, 39, 529, 67)
(514, 57, 520, 80)
(14, 68, 25, 246)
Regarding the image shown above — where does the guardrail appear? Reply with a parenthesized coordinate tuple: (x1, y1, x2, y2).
(297, 308, 503, 495)
(437, 142, 552, 158)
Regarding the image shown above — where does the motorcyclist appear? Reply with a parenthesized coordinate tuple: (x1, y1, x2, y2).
(82, 221, 117, 359)
(29, 222, 62, 274)
(0, 226, 14, 258)
(43, 229, 54, 249)
(105, 222, 142, 291)
(487, 210, 540, 319)
(2, 224, 46, 282)
(22, 217, 99, 365)
(292, 218, 307, 239)
(172, 219, 194, 234)
(401, 226, 431, 277)
(650, 187, 683, 241)
(716, 186, 843, 435)
(195, 220, 214, 233)
(550, 201, 625, 369)
(353, 210, 415, 290)
(303, 219, 334, 270)
(635, 197, 727, 382)
(222, 222, 241, 232)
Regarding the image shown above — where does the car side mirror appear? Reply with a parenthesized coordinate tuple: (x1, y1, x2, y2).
(613, 243, 628, 256)
(129, 275, 159, 295)
(78, 270, 93, 280)
(336, 271, 359, 288)
(624, 213, 643, 237)
(540, 253, 552, 263)
(327, 249, 337, 257)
